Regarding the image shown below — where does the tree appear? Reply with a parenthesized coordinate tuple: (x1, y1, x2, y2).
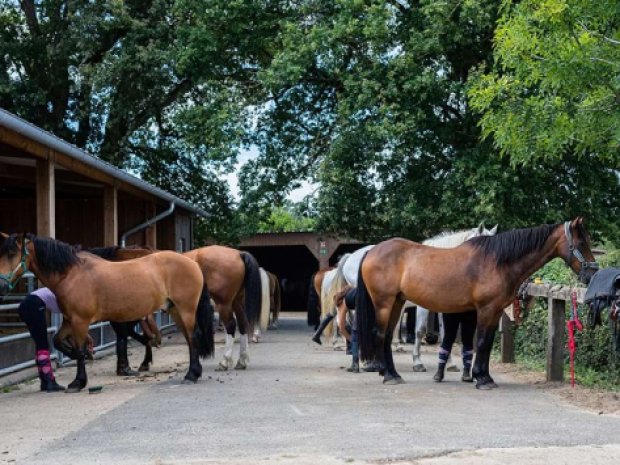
(468, 0, 620, 166)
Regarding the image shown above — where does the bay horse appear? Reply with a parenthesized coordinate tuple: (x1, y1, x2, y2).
(0, 234, 214, 392)
(183, 246, 261, 370)
(84, 244, 262, 371)
(356, 218, 598, 388)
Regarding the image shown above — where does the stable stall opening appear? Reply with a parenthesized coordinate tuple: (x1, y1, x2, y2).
(240, 245, 318, 312)
(329, 243, 368, 266)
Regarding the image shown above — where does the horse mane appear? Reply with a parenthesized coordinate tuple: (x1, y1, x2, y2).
(468, 224, 560, 266)
(31, 236, 81, 275)
(424, 228, 477, 248)
(87, 246, 120, 260)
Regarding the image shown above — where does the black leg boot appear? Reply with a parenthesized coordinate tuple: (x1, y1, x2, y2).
(433, 362, 446, 382)
(311, 314, 335, 345)
(116, 338, 139, 376)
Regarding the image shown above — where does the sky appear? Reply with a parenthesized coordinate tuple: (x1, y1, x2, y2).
(224, 145, 317, 202)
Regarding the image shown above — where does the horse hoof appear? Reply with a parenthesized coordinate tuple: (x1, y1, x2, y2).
(182, 378, 197, 385)
(475, 383, 493, 390)
(446, 365, 460, 372)
(383, 377, 405, 385)
(138, 365, 150, 372)
(412, 364, 427, 372)
(234, 362, 247, 370)
(252, 337, 259, 343)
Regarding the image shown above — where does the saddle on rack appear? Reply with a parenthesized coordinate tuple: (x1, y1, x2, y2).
(584, 267, 620, 352)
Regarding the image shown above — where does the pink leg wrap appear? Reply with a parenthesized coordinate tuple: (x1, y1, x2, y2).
(36, 350, 55, 380)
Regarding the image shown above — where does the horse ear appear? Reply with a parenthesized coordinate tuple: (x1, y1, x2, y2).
(490, 225, 498, 234)
(571, 217, 580, 228)
(477, 222, 485, 234)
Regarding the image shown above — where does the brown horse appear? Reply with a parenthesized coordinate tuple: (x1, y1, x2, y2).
(267, 271, 281, 328)
(356, 219, 598, 389)
(307, 268, 332, 327)
(87, 246, 165, 375)
(0, 234, 214, 392)
(79, 244, 262, 370)
(183, 246, 262, 371)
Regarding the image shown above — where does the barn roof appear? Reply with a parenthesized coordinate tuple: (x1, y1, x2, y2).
(0, 109, 207, 217)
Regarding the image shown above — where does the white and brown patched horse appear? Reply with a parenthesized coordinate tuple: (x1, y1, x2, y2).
(253, 268, 282, 342)
(356, 218, 598, 389)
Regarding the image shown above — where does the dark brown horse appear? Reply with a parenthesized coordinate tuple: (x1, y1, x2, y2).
(0, 234, 214, 392)
(356, 219, 598, 389)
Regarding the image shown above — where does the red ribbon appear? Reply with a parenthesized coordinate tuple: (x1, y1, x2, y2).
(567, 290, 583, 388)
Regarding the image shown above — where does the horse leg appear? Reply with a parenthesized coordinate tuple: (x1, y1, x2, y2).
(65, 319, 90, 393)
(472, 323, 499, 390)
(234, 304, 250, 370)
(169, 305, 202, 383)
(111, 321, 138, 377)
(52, 319, 76, 359)
(438, 313, 458, 372)
(382, 300, 405, 385)
(412, 307, 428, 372)
(215, 311, 235, 371)
(128, 324, 153, 372)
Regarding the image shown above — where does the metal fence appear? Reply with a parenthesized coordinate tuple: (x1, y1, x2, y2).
(0, 273, 177, 377)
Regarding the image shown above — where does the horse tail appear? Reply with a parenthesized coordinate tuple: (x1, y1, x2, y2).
(273, 274, 281, 323)
(259, 268, 271, 331)
(240, 251, 261, 330)
(356, 252, 376, 362)
(193, 283, 215, 358)
(307, 273, 320, 327)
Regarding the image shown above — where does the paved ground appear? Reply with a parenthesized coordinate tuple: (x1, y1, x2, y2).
(1, 313, 620, 465)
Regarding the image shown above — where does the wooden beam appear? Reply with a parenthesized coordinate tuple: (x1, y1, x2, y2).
(103, 185, 118, 246)
(500, 309, 515, 363)
(36, 157, 55, 237)
(546, 297, 566, 382)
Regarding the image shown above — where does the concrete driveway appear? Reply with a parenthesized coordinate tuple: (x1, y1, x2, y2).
(1, 313, 619, 465)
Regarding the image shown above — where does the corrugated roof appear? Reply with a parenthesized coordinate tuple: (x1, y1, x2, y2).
(0, 108, 207, 217)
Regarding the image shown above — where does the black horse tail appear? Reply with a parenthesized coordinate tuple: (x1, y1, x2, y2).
(356, 252, 376, 362)
(240, 251, 261, 330)
(307, 273, 320, 327)
(193, 283, 215, 358)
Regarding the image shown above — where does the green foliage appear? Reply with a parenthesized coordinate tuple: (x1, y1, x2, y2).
(510, 243, 620, 390)
(469, 0, 620, 166)
(257, 206, 316, 233)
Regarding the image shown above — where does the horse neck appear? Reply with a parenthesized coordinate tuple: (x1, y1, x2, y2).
(502, 229, 564, 289)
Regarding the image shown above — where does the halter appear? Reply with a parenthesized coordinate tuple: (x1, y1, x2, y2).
(564, 221, 599, 284)
(0, 239, 30, 292)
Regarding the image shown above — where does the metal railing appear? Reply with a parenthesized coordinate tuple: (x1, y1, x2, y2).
(0, 273, 177, 377)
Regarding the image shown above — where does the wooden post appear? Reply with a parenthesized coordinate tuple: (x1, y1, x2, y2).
(546, 297, 566, 382)
(145, 202, 157, 248)
(36, 157, 55, 237)
(103, 185, 118, 246)
(500, 309, 515, 363)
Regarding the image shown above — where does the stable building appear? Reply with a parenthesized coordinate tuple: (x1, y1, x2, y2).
(239, 232, 365, 311)
(0, 109, 206, 249)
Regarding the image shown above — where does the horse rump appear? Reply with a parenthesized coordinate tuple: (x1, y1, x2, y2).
(356, 252, 376, 362)
(193, 284, 215, 358)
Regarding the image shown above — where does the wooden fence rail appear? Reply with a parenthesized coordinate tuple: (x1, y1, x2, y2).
(500, 283, 586, 382)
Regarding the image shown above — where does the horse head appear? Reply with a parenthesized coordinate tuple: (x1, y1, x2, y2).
(562, 217, 598, 285)
(0, 233, 31, 296)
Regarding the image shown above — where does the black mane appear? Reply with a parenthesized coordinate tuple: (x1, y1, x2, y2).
(32, 236, 81, 276)
(88, 246, 121, 260)
(468, 224, 560, 266)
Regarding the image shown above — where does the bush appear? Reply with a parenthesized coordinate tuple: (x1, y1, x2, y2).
(508, 244, 620, 390)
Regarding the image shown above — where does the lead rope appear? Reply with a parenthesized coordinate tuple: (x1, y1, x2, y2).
(567, 290, 583, 388)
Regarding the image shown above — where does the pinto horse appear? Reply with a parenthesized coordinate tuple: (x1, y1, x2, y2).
(0, 234, 214, 392)
(356, 219, 598, 389)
